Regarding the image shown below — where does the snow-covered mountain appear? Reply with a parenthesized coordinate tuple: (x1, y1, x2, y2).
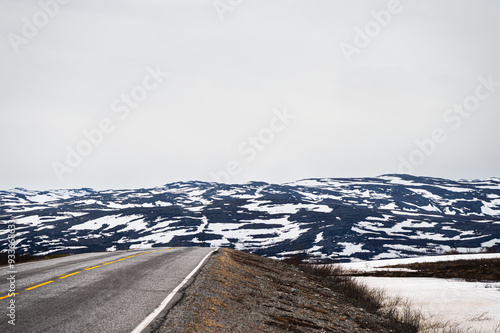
(1, 174, 500, 262)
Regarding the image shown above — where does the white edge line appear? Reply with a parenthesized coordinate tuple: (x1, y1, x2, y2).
(130, 248, 218, 333)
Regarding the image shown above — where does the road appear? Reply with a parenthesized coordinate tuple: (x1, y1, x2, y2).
(0, 247, 216, 333)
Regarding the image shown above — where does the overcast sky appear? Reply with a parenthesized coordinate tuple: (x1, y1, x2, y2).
(1, 0, 499, 190)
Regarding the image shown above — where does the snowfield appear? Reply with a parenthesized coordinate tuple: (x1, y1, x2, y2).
(357, 277, 500, 332)
(340, 253, 500, 332)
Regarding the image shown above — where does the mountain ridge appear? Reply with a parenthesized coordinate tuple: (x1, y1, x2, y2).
(1, 174, 499, 262)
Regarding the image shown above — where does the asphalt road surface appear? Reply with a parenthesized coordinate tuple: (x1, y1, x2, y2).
(0, 247, 216, 333)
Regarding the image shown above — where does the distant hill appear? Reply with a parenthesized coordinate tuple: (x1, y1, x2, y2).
(1, 174, 500, 262)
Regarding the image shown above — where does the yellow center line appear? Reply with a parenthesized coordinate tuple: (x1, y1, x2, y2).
(18, 250, 157, 295)
(84, 265, 102, 270)
(26, 280, 54, 291)
(0, 293, 18, 300)
(17, 250, 156, 297)
(59, 271, 81, 279)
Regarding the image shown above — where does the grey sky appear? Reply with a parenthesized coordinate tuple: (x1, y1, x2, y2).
(1, 0, 499, 190)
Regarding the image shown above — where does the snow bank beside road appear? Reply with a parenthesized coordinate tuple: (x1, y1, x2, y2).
(339, 253, 500, 332)
(356, 276, 500, 332)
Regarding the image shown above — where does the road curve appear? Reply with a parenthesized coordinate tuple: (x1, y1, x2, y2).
(0, 247, 216, 333)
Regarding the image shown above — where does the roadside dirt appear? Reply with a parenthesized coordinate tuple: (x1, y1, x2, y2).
(154, 248, 401, 332)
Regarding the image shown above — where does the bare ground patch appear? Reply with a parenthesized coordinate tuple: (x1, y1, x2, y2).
(154, 249, 412, 333)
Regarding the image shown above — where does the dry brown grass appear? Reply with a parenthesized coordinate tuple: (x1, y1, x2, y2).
(350, 258, 500, 282)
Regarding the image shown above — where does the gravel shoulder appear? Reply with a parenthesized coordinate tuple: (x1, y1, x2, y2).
(155, 248, 401, 333)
